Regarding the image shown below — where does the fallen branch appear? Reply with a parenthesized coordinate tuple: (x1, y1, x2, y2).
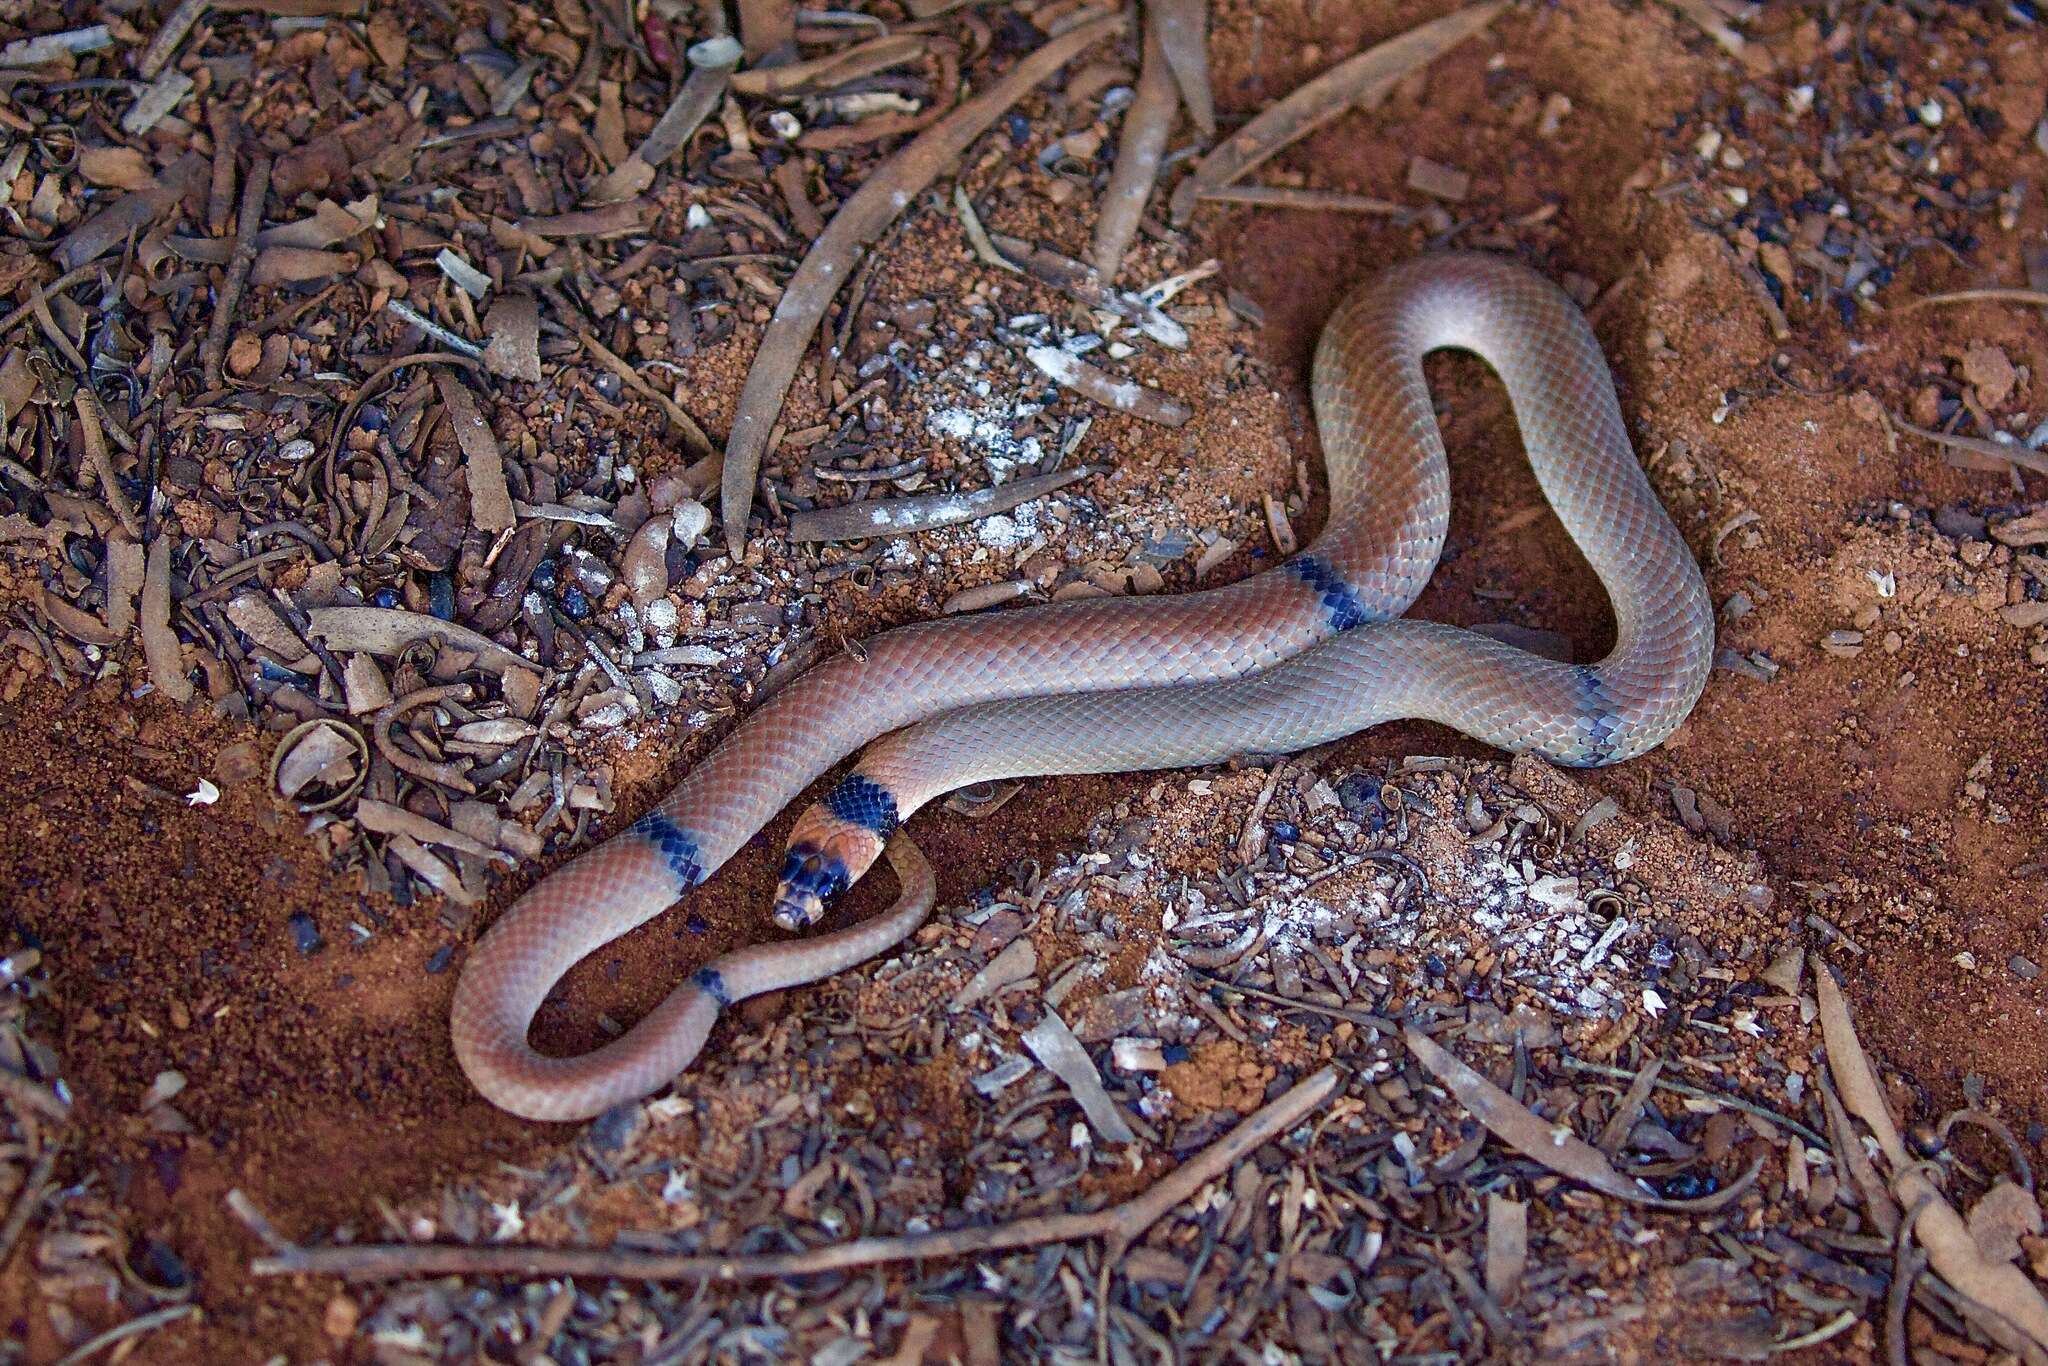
(137, 0, 208, 78)
(719, 11, 1124, 555)
(0, 1145, 57, 1272)
(51, 1304, 196, 1366)
(305, 606, 533, 676)
(586, 37, 740, 203)
(0, 1067, 71, 1124)
(140, 534, 194, 704)
(1168, 3, 1503, 224)
(249, 1066, 1341, 1282)
(787, 464, 1097, 543)
(74, 391, 141, 539)
(1656, 0, 1747, 58)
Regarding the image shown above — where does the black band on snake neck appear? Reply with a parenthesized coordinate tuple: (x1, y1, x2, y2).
(824, 774, 900, 837)
(632, 812, 706, 887)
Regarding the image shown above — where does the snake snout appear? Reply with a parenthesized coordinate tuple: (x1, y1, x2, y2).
(773, 845, 849, 930)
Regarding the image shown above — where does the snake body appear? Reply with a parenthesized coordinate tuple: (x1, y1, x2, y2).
(451, 254, 1714, 1121)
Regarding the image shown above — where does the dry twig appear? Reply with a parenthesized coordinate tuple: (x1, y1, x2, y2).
(249, 1067, 1341, 1282)
(51, 1305, 196, 1366)
(719, 11, 1124, 554)
(1895, 415, 2048, 478)
(787, 464, 1098, 543)
(578, 331, 715, 459)
(1024, 347, 1190, 425)
(1195, 184, 1411, 215)
(1900, 288, 2048, 313)
(201, 155, 271, 389)
(1168, 3, 1503, 224)
(0, 1145, 57, 1271)
(74, 392, 141, 539)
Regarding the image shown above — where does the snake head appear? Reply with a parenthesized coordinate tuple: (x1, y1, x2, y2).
(773, 803, 888, 929)
(772, 846, 847, 929)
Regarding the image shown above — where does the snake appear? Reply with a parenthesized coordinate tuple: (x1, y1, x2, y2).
(450, 253, 1715, 1121)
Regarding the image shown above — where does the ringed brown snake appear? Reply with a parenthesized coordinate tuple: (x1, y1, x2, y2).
(451, 254, 1714, 1121)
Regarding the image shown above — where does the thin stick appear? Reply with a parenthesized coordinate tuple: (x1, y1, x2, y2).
(579, 330, 715, 458)
(1655, 0, 1747, 57)
(1189, 971, 1395, 1033)
(1196, 184, 1411, 216)
(719, 11, 1124, 555)
(201, 154, 270, 389)
(138, 0, 210, 79)
(0, 263, 98, 340)
(0, 1145, 57, 1271)
(1556, 1055, 1828, 1148)
(386, 299, 484, 359)
(251, 1066, 1340, 1282)
(786, 463, 1097, 544)
(1149, 0, 1215, 135)
(1900, 288, 2048, 312)
(1887, 1198, 1933, 1366)
(1168, 3, 1502, 224)
(52, 1304, 196, 1366)
(206, 104, 241, 235)
(1894, 414, 2048, 478)
(74, 391, 142, 539)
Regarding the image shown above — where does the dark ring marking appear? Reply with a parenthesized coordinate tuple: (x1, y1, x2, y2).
(1570, 665, 1620, 766)
(823, 773, 900, 838)
(631, 811, 706, 888)
(1287, 554, 1370, 632)
(691, 966, 732, 1008)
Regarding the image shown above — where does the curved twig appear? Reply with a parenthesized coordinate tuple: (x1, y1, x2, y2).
(372, 683, 476, 794)
(247, 1066, 1341, 1282)
(1900, 287, 2048, 313)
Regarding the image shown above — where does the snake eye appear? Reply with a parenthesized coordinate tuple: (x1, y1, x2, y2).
(778, 848, 807, 883)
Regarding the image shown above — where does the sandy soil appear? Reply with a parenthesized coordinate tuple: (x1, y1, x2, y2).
(2, 0, 2045, 1361)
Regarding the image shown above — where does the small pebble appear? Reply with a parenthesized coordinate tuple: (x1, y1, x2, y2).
(288, 912, 324, 956)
